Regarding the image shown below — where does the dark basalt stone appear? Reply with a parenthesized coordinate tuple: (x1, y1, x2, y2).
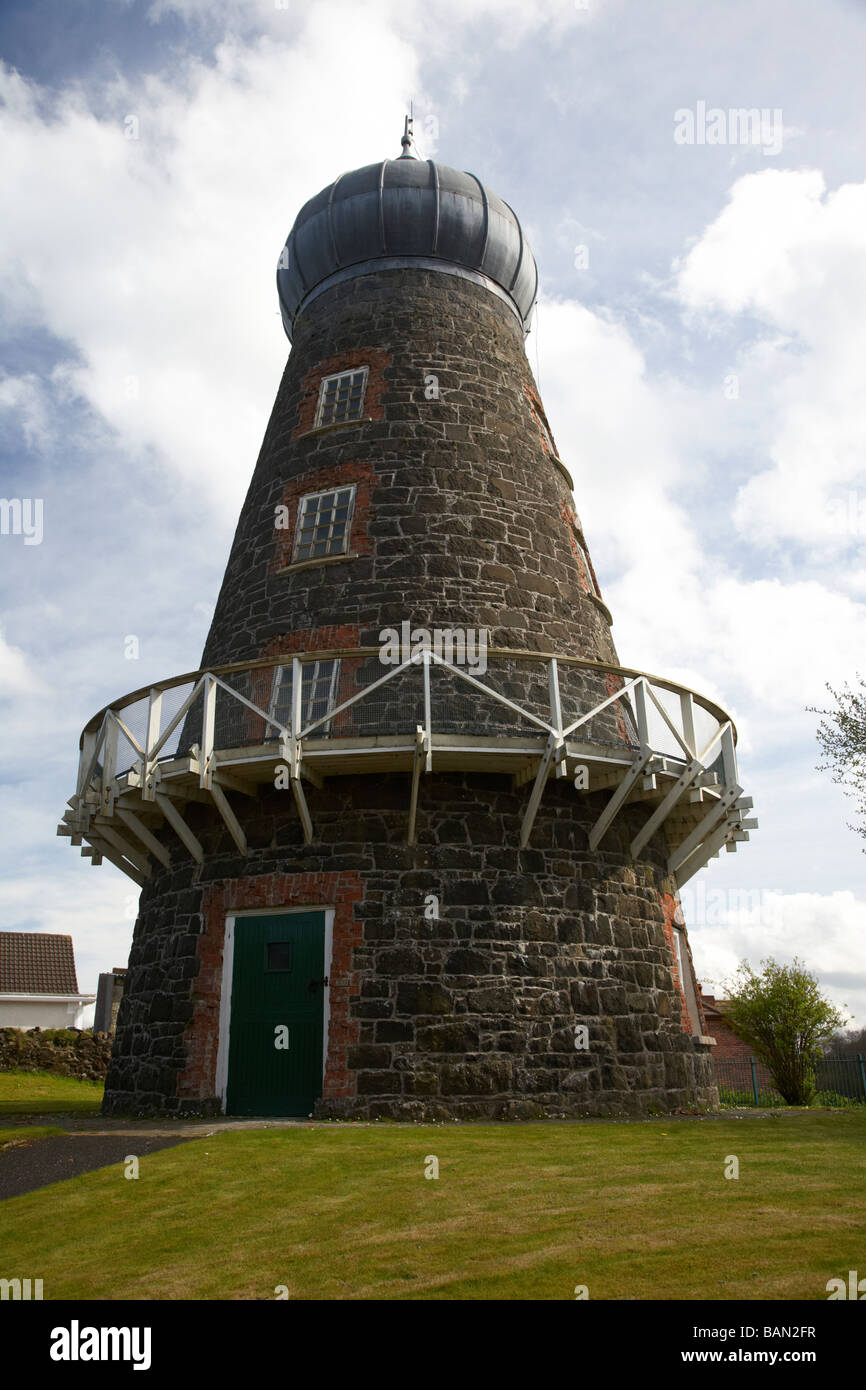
(103, 265, 716, 1121)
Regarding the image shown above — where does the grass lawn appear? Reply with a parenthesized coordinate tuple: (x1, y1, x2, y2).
(0, 1125, 65, 1150)
(0, 1070, 104, 1115)
(0, 1110, 863, 1300)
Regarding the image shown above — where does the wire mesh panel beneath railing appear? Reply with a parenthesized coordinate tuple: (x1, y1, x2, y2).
(429, 658, 545, 737)
(558, 664, 640, 751)
(172, 686, 204, 760)
(472, 656, 552, 732)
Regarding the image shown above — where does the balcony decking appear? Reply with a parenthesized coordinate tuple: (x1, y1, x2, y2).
(59, 647, 756, 888)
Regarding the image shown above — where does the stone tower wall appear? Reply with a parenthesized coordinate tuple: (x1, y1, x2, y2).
(104, 774, 715, 1119)
(104, 265, 716, 1119)
(201, 269, 616, 671)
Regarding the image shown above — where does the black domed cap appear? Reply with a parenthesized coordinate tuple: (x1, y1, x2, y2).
(277, 157, 538, 341)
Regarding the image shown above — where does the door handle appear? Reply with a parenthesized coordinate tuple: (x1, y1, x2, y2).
(308, 976, 329, 990)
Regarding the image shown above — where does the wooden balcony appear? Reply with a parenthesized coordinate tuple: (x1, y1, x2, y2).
(59, 647, 757, 888)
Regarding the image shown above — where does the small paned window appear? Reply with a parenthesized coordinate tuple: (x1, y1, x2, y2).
(269, 659, 341, 735)
(266, 942, 292, 972)
(315, 368, 368, 428)
(293, 485, 356, 563)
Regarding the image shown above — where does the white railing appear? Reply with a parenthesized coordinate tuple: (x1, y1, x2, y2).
(60, 648, 755, 888)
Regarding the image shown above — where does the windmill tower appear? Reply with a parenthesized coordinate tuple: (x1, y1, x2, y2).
(62, 120, 756, 1118)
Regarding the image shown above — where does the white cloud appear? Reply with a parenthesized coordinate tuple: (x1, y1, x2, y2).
(0, 24, 421, 520)
(535, 296, 866, 756)
(689, 889, 866, 1029)
(148, 0, 601, 48)
(674, 168, 866, 551)
(0, 628, 48, 696)
(0, 373, 54, 450)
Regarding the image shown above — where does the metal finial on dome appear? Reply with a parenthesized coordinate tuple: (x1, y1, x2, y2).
(398, 113, 417, 159)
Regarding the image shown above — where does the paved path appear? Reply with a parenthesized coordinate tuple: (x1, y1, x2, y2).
(2, 1113, 327, 1135)
(0, 1134, 194, 1202)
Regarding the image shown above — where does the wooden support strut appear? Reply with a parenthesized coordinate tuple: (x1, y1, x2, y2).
(211, 768, 259, 797)
(115, 807, 172, 869)
(155, 793, 204, 863)
(673, 815, 739, 886)
(588, 746, 654, 851)
(630, 756, 706, 860)
(291, 777, 314, 845)
(92, 819, 153, 876)
(519, 733, 560, 849)
(85, 834, 145, 886)
(407, 726, 426, 845)
(667, 783, 743, 876)
(209, 783, 248, 855)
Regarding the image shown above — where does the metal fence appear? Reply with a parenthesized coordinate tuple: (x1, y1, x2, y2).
(714, 1055, 866, 1107)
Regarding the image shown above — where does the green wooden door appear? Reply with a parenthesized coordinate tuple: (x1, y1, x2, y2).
(226, 912, 326, 1116)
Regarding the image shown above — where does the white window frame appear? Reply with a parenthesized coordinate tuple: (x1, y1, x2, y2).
(268, 659, 341, 735)
(672, 924, 686, 986)
(292, 484, 356, 564)
(314, 366, 369, 429)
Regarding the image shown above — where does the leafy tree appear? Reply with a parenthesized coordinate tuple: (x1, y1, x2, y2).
(810, 675, 866, 845)
(721, 957, 847, 1105)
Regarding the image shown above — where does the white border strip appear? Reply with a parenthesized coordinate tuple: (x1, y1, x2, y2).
(214, 904, 334, 1114)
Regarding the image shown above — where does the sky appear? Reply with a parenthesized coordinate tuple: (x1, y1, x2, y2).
(1, 0, 865, 1030)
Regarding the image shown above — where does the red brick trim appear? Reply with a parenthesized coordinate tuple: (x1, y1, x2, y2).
(181, 871, 365, 1103)
(260, 627, 361, 658)
(272, 460, 375, 572)
(523, 382, 560, 460)
(559, 500, 602, 599)
(292, 349, 391, 438)
(659, 890, 702, 1036)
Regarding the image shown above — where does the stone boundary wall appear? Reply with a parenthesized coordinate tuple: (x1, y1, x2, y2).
(0, 1027, 111, 1081)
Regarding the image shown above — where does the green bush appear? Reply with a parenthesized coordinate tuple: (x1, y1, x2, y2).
(718, 1085, 786, 1109)
(813, 1090, 862, 1109)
